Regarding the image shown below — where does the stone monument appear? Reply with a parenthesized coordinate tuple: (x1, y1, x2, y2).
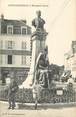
(19, 10, 48, 88)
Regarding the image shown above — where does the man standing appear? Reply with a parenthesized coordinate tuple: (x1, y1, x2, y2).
(8, 78, 18, 109)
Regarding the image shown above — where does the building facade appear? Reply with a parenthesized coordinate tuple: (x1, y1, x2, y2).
(64, 41, 76, 78)
(0, 14, 32, 84)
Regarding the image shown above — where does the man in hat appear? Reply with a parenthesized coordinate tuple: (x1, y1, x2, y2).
(8, 78, 18, 109)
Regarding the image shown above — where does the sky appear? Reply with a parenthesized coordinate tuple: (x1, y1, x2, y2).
(0, 0, 76, 65)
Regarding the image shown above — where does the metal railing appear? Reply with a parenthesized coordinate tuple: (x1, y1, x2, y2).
(0, 84, 76, 104)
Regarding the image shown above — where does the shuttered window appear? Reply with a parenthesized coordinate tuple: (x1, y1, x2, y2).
(22, 55, 26, 65)
(5, 41, 15, 49)
(22, 41, 26, 49)
(21, 27, 27, 35)
(7, 25, 13, 34)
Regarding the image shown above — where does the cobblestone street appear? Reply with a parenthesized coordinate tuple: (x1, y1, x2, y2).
(0, 101, 76, 117)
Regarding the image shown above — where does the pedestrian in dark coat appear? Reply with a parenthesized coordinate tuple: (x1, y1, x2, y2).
(8, 78, 18, 109)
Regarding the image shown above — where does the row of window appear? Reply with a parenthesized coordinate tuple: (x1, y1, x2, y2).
(0, 55, 29, 65)
(7, 25, 27, 35)
(0, 40, 27, 49)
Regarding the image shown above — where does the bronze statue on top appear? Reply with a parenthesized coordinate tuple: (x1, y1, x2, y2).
(32, 10, 45, 30)
(32, 10, 47, 39)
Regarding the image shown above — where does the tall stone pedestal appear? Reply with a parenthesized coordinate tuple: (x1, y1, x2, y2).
(19, 30, 47, 89)
(19, 10, 48, 89)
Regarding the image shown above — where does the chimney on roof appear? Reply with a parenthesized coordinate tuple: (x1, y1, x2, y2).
(1, 14, 4, 20)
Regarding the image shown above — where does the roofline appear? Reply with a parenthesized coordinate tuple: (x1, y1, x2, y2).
(0, 18, 31, 28)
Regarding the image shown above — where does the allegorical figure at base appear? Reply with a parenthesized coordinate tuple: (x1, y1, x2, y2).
(33, 47, 49, 107)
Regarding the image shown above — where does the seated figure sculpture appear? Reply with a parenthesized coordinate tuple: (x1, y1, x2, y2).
(32, 47, 49, 109)
(33, 47, 49, 104)
(35, 48, 49, 88)
(36, 50, 49, 88)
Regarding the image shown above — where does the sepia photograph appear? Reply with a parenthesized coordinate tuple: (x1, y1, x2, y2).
(0, 0, 76, 117)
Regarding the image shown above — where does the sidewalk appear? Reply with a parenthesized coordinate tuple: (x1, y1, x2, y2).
(0, 101, 76, 117)
(0, 100, 76, 109)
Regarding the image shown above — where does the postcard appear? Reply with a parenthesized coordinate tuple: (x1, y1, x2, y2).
(0, 0, 76, 117)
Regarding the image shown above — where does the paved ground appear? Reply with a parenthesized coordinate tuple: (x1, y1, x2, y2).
(0, 101, 76, 117)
